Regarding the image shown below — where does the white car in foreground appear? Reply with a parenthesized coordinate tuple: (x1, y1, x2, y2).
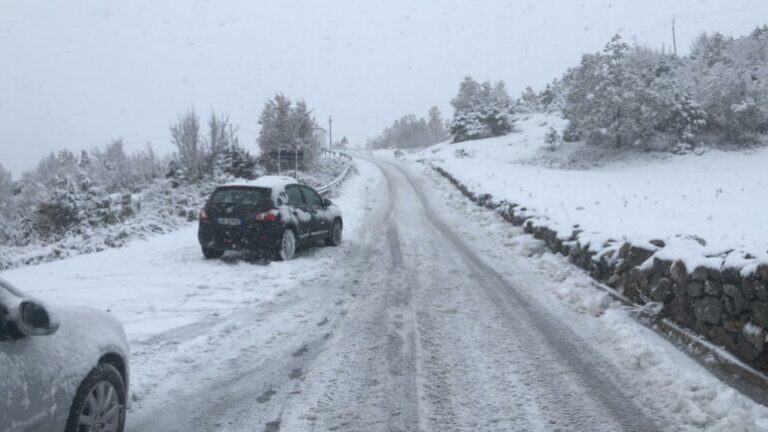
(0, 279, 130, 432)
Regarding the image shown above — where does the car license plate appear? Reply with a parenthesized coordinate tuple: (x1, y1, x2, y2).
(217, 217, 241, 226)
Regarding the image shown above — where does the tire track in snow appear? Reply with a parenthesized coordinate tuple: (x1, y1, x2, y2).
(216, 159, 406, 432)
(267, 160, 422, 432)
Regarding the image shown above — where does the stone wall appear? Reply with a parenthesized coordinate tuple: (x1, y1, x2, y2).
(433, 166, 768, 372)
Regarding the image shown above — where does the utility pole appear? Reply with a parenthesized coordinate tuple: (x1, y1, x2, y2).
(672, 17, 678, 57)
(328, 116, 333, 150)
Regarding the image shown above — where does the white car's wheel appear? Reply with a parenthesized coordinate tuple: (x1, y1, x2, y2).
(66, 363, 126, 432)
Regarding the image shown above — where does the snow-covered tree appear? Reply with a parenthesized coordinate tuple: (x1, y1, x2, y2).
(544, 126, 561, 151)
(258, 95, 320, 172)
(219, 141, 258, 179)
(170, 109, 205, 182)
(561, 34, 708, 150)
(538, 79, 566, 113)
(130, 143, 163, 186)
(205, 112, 232, 178)
(451, 76, 487, 114)
(97, 138, 132, 192)
(291, 99, 321, 168)
(0, 164, 13, 235)
(367, 108, 445, 150)
(29, 150, 117, 236)
(427, 106, 449, 143)
(0, 163, 11, 194)
(258, 94, 293, 157)
(518, 86, 541, 112)
(679, 27, 768, 142)
(0, 110, 257, 248)
(558, 28, 768, 150)
(449, 76, 515, 143)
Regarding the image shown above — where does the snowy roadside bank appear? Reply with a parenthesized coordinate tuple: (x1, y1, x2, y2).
(396, 115, 768, 374)
(0, 156, 353, 271)
(433, 164, 768, 382)
(0, 179, 213, 271)
(402, 113, 768, 268)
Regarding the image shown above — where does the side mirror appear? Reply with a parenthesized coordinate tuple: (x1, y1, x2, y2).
(322, 198, 332, 207)
(17, 301, 59, 336)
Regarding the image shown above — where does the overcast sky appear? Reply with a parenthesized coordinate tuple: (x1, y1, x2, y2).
(0, 0, 765, 177)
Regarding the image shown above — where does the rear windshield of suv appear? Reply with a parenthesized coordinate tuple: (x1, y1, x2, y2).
(210, 187, 271, 207)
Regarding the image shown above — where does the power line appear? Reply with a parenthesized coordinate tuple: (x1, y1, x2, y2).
(239, 127, 260, 135)
(633, 4, 755, 38)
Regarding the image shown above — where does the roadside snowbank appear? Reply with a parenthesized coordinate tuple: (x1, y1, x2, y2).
(408, 113, 768, 271)
(0, 179, 213, 271)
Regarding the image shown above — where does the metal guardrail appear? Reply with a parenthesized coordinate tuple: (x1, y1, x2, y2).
(319, 149, 353, 162)
(316, 150, 354, 195)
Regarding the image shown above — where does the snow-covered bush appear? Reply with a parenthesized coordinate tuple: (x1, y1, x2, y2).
(0, 178, 217, 270)
(516, 86, 542, 113)
(538, 78, 567, 113)
(544, 127, 561, 152)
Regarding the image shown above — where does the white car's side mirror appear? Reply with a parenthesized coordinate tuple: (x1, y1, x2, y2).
(17, 301, 59, 336)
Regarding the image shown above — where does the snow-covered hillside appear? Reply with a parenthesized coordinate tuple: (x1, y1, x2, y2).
(406, 113, 768, 271)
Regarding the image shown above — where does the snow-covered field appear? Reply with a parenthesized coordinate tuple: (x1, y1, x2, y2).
(401, 113, 768, 271)
(3, 156, 768, 431)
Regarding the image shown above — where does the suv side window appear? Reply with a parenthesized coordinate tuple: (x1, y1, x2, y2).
(300, 186, 323, 208)
(285, 185, 305, 207)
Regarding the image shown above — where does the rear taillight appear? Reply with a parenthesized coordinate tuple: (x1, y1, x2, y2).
(255, 209, 279, 222)
(199, 209, 209, 221)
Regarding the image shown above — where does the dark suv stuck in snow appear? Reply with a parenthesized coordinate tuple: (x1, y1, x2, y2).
(198, 176, 343, 260)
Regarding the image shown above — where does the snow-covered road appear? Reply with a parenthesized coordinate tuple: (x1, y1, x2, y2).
(4, 158, 768, 431)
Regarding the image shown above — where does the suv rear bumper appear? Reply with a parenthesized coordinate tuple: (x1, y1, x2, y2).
(198, 223, 283, 252)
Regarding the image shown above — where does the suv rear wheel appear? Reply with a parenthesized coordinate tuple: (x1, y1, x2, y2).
(277, 229, 296, 261)
(325, 220, 343, 247)
(202, 247, 224, 259)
